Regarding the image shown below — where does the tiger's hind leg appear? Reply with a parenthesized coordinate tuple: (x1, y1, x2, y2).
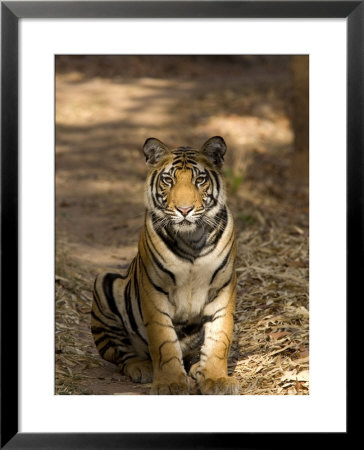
(91, 272, 152, 384)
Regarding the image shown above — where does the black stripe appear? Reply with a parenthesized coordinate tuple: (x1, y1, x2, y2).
(95, 334, 110, 347)
(207, 273, 233, 304)
(92, 286, 104, 310)
(91, 326, 108, 334)
(210, 170, 220, 193)
(102, 274, 124, 321)
(90, 310, 124, 334)
(201, 171, 217, 208)
(205, 207, 228, 249)
(150, 170, 157, 187)
(94, 333, 127, 348)
(219, 330, 232, 347)
(217, 229, 234, 257)
(202, 304, 228, 325)
(121, 337, 132, 346)
(92, 294, 123, 329)
(99, 340, 117, 357)
(145, 235, 176, 284)
(150, 170, 162, 209)
(134, 259, 143, 321)
(91, 325, 125, 337)
(212, 305, 228, 317)
(119, 353, 137, 365)
(140, 257, 169, 297)
(145, 226, 166, 262)
(158, 339, 179, 367)
(92, 290, 105, 315)
(93, 288, 120, 323)
(154, 305, 172, 320)
(210, 245, 232, 284)
(186, 159, 198, 165)
(203, 314, 225, 324)
(125, 279, 148, 345)
(145, 320, 174, 329)
(95, 334, 131, 348)
(155, 227, 195, 262)
(172, 146, 193, 153)
(160, 355, 182, 369)
(206, 336, 229, 357)
(124, 280, 133, 326)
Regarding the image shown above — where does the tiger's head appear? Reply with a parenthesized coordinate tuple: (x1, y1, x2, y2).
(143, 136, 227, 233)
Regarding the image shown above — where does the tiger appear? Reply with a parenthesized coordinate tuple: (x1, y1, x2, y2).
(91, 136, 240, 395)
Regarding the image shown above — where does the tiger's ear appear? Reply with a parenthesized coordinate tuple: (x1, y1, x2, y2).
(200, 136, 227, 168)
(143, 138, 170, 166)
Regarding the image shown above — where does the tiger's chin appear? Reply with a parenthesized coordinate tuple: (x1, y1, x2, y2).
(174, 220, 197, 233)
(171, 216, 211, 234)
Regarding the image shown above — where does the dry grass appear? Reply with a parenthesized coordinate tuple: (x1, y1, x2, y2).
(55, 273, 99, 395)
(232, 216, 309, 395)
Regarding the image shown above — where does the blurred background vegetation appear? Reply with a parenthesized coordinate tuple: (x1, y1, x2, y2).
(56, 55, 309, 395)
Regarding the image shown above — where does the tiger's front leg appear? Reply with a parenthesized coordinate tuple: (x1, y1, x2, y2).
(142, 294, 188, 395)
(194, 277, 240, 395)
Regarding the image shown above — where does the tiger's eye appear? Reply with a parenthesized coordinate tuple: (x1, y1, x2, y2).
(161, 175, 173, 185)
(196, 175, 207, 184)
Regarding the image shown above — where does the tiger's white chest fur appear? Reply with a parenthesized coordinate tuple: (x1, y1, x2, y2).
(157, 237, 231, 324)
(170, 256, 215, 320)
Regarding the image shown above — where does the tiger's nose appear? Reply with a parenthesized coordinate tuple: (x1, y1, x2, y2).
(176, 206, 193, 216)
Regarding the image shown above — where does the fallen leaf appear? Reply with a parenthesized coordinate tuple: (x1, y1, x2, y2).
(298, 349, 309, 359)
(269, 331, 291, 340)
(281, 370, 309, 382)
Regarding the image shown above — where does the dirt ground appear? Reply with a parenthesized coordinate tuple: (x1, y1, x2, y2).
(55, 56, 309, 395)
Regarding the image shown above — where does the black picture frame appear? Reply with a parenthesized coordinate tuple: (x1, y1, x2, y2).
(1, 1, 357, 448)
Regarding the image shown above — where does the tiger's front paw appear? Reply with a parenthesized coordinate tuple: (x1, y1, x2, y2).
(188, 362, 200, 380)
(123, 359, 153, 384)
(151, 376, 189, 395)
(198, 376, 240, 395)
